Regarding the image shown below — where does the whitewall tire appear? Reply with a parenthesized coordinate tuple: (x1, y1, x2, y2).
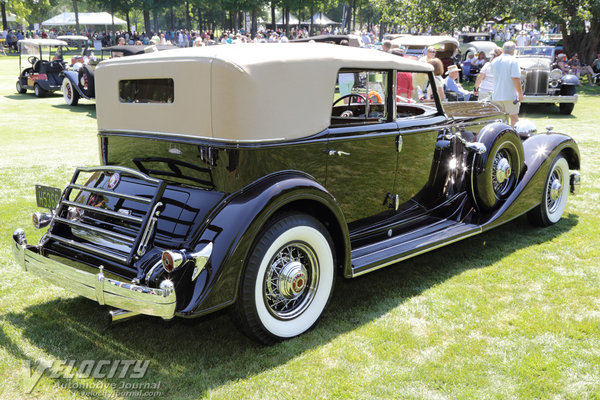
(528, 155, 569, 226)
(233, 213, 335, 344)
(62, 78, 79, 106)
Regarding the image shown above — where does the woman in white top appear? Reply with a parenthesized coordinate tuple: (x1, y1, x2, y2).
(474, 48, 503, 100)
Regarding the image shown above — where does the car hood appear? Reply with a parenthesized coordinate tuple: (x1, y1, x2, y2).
(516, 57, 552, 70)
(443, 101, 503, 121)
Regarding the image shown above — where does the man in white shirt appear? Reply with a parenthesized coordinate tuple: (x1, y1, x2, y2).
(491, 41, 523, 125)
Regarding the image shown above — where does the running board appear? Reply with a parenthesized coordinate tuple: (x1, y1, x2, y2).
(350, 220, 482, 277)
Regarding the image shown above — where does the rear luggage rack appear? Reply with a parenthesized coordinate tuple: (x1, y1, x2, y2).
(46, 166, 166, 266)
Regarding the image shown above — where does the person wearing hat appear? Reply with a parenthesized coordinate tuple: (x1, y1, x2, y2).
(444, 64, 472, 101)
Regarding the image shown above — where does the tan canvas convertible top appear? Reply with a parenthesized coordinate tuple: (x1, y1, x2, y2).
(95, 43, 433, 142)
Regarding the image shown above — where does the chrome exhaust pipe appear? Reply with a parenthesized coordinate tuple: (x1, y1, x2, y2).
(108, 309, 140, 324)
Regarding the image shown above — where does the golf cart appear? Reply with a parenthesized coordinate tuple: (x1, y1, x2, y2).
(15, 38, 69, 97)
(60, 44, 161, 106)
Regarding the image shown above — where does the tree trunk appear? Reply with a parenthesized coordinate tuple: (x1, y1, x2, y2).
(560, 19, 600, 65)
(73, 0, 80, 34)
(251, 7, 257, 38)
(126, 10, 131, 33)
(271, 3, 276, 31)
(309, 4, 314, 36)
(170, 6, 175, 30)
(185, 2, 190, 31)
(285, 6, 290, 36)
(345, 5, 352, 33)
(1, 2, 7, 32)
(143, 9, 151, 36)
(197, 7, 202, 31)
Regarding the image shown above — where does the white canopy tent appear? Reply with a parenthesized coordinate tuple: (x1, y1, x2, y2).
(306, 12, 340, 25)
(276, 13, 300, 25)
(41, 12, 126, 27)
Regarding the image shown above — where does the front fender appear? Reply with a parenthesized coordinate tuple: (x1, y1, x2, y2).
(60, 70, 87, 98)
(481, 132, 580, 230)
(177, 171, 349, 317)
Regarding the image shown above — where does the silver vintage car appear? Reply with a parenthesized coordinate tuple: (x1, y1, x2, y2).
(516, 46, 579, 115)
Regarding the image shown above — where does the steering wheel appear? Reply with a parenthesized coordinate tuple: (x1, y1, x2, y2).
(333, 93, 367, 107)
(28, 56, 38, 65)
(333, 93, 368, 118)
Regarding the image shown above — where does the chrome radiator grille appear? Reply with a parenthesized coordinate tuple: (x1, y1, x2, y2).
(524, 69, 549, 95)
(46, 166, 166, 266)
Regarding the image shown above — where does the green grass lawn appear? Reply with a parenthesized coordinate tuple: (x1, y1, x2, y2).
(1, 55, 600, 399)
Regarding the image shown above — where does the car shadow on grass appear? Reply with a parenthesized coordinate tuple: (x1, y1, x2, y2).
(0, 214, 578, 398)
(51, 103, 97, 118)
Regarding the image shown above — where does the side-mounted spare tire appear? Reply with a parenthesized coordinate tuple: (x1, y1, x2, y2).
(78, 64, 95, 98)
(468, 123, 525, 211)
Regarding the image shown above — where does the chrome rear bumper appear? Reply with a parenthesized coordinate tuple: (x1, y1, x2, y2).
(12, 230, 176, 319)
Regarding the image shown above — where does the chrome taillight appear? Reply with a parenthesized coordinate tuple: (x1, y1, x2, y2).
(161, 243, 213, 279)
(32, 212, 53, 229)
(161, 250, 185, 272)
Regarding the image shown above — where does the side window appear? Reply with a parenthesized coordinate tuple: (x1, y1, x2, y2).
(331, 70, 388, 126)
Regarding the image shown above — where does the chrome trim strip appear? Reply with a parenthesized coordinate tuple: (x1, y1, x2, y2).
(61, 200, 143, 224)
(77, 165, 161, 184)
(351, 227, 482, 278)
(12, 235, 176, 319)
(69, 184, 152, 204)
(98, 129, 286, 143)
(47, 233, 128, 264)
(521, 94, 577, 104)
(54, 217, 136, 243)
(191, 242, 213, 281)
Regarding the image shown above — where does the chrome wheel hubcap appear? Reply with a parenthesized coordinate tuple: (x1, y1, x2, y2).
(546, 166, 564, 214)
(495, 158, 512, 183)
(278, 261, 307, 299)
(492, 149, 513, 196)
(264, 242, 318, 320)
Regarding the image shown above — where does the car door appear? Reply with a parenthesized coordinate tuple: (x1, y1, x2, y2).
(326, 69, 399, 228)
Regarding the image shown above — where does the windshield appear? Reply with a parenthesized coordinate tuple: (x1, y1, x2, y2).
(515, 46, 555, 58)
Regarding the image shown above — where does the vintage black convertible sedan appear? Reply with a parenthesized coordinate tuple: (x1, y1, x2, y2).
(12, 43, 581, 344)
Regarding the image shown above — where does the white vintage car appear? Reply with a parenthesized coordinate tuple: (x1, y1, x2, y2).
(516, 46, 579, 114)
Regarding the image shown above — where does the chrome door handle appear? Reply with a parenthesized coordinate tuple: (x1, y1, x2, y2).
(328, 150, 351, 156)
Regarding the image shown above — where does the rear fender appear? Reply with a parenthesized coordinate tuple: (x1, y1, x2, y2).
(178, 171, 349, 317)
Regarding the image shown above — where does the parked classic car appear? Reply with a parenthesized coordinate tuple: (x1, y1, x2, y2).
(15, 38, 68, 97)
(458, 32, 499, 60)
(291, 34, 364, 47)
(12, 43, 581, 344)
(516, 46, 578, 114)
(61, 44, 160, 106)
(390, 35, 459, 71)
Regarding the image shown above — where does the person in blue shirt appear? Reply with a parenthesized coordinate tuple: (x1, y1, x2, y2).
(444, 65, 472, 101)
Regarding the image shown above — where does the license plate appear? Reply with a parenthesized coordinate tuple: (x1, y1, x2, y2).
(35, 184, 62, 209)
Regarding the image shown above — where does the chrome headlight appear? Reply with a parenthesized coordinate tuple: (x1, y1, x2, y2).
(550, 68, 562, 80)
(515, 119, 537, 137)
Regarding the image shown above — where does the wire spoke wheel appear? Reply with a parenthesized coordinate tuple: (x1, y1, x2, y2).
(263, 242, 319, 320)
(232, 213, 335, 344)
(528, 155, 570, 227)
